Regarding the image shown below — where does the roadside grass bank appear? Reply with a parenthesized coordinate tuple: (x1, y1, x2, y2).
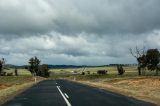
(0, 76, 45, 105)
(0, 81, 34, 105)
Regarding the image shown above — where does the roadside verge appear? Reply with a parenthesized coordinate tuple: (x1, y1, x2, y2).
(70, 77, 160, 106)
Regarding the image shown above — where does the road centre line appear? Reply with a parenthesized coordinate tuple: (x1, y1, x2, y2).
(64, 93, 69, 99)
(57, 86, 72, 106)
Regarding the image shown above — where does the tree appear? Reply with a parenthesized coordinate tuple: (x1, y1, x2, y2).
(29, 57, 35, 76)
(28, 57, 50, 77)
(40, 64, 50, 77)
(15, 67, 18, 76)
(0, 58, 5, 75)
(146, 49, 160, 75)
(137, 54, 147, 75)
(28, 56, 41, 76)
(0, 60, 3, 75)
(130, 47, 147, 75)
(34, 56, 40, 76)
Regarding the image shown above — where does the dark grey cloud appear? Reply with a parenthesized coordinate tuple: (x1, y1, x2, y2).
(0, 0, 160, 65)
(0, 31, 159, 65)
(0, 0, 160, 36)
(52, 0, 160, 35)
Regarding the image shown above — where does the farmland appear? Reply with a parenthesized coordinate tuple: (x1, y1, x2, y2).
(49, 66, 158, 80)
(0, 66, 160, 105)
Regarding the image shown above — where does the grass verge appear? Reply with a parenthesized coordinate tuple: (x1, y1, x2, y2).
(0, 76, 45, 105)
(0, 82, 34, 105)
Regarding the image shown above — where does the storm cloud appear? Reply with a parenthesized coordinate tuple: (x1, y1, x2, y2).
(0, 0, 160, 65)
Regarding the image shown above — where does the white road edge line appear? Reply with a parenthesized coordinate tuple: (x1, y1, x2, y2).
(64, 93, 69, 99)
(57, 86, 72, 106)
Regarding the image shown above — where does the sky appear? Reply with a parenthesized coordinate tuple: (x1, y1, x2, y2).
(0, 0, 160, 65)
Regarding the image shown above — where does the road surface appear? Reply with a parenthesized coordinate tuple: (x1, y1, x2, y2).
(2, 80, 156, 106)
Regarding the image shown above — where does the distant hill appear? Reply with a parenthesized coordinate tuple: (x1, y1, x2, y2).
(4, 64, 16, 68)
(4, 64, 108, 69)
(48, 65, 87, 69)
(3, 64, 136, 69)
(4, 64, 28, 69)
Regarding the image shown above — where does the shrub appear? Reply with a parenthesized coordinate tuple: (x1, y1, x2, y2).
(6, 73, 13, 76)
(38, 64, 50, 78)
(117, 65, 125, 75)
(97, 70, 107, 75)
(87, 71, 90, 74)
(0, 72, 6, 76)
(15, 68, 18, 76)
(81, 72, 85, 75)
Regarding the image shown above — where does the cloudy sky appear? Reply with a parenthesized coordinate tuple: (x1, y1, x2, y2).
(0, 0, 160, 65)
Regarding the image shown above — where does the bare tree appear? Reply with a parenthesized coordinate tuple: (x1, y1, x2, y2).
(129, 47, 147, 75)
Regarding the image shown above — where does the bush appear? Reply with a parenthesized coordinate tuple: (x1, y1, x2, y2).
(6, 73, 13, 76)
(38, 64, 50, 78)
(0, 72, 6, 76)
(81, 72, 85, 75)
(117, 65, 125, 75)
(87, 71, 90, 74)
(97, 70, 107, 75)
(15, 68, 18, 76)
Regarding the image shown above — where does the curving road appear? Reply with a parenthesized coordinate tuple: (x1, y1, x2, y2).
(2, 80, 156, 106)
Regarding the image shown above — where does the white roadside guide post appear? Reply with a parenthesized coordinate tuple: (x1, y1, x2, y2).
(74, 76, 76, 81)
(35, 76, 37, 83)
(34, 73, 37, 83)
(73, 69, 76, 81)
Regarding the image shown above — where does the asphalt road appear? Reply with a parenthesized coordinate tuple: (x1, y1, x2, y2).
(2, 80, 156, 106)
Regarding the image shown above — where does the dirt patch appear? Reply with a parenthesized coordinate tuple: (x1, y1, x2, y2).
(0, 84, 12, 90)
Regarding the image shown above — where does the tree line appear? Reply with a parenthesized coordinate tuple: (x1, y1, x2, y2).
(28, 56, 50, 77)
(130, 47, 160, 76)
(0, 56, 50, 77)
